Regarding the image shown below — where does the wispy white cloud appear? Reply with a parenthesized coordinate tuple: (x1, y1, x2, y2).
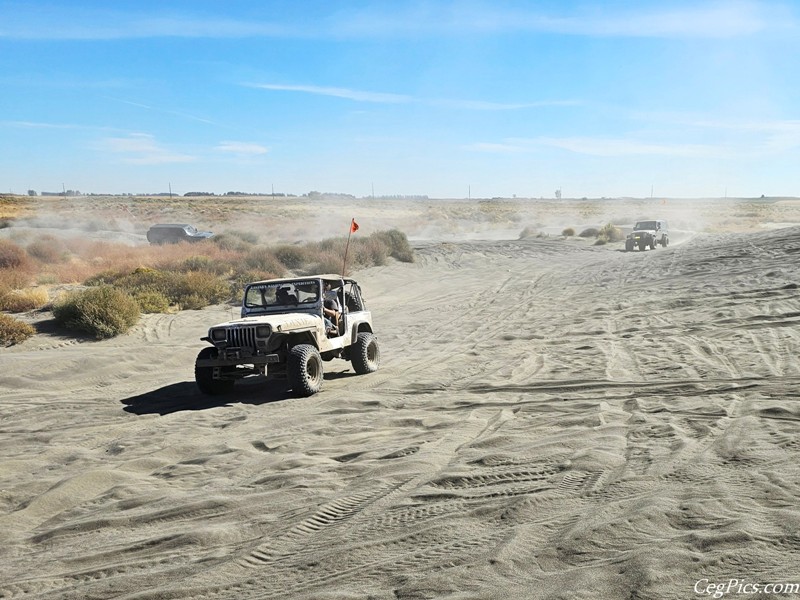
(217, 141, 269, 155)
(0, 120, 79, 129)
(249, 82, 576, 111)
(247, 83, 412, 104)
(2, 1, 790, 40)
(333, 0, 793, 39)
(105, 97, 216, 125)
(98, 133, 195, 164)
(0, 9, 299, 40)
(537, 136, 719, 157)
(463, 141, 528, 153)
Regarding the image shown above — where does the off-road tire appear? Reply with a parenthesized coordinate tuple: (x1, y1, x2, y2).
(351, 332, 380, 375)
(661, 236, 669, 247)
(625, 240, 634, 252)
(195, 347, 235, 395)
(638, 240, 646, 251)
(287, 344, 324, 397)
(649, 238, 656, 250)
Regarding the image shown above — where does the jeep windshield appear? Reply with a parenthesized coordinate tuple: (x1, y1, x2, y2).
(634, 221, 657, 230)
(244, 280, 320, 310)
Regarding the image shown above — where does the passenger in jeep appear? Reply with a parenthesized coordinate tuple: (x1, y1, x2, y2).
(322, 282, 341, 336)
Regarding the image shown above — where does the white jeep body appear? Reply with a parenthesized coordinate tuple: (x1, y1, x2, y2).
(195, 275, 379, 397)
(625, 219, 669, 251)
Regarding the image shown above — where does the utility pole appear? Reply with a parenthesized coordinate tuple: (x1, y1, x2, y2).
(169, 182, 173, 199)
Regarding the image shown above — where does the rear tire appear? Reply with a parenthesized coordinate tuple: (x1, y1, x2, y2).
(287, 344, 324, 397)
(661, 236, 669, 247)
(351, 332, 380, 374)
(195, 347, 235, 395)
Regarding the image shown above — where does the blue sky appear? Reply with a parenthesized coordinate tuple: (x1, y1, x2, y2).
(1, 0, 798, 198)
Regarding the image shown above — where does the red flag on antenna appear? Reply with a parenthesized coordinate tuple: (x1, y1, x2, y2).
(350, 219, 359, 233)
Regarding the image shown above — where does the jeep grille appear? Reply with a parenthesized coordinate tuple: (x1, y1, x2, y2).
(225, 326, 258, 348)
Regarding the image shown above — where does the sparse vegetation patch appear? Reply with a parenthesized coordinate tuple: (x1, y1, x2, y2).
(0, 313, 36, 346)
(52, 286, 140, 339)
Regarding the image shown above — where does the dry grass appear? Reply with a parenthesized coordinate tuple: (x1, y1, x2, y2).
(0, 313, 36, 346)
(0, 287, 49, 312)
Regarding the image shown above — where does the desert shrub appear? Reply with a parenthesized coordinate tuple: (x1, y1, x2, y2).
(0, 240, 30, 269)
(597, 223, 625, 243)
(26, 236, 69, 263)
(0, 267, 33, 291)
(0, 219, 12, 229)
(52, 286, 140, 339)
(518, 226, 538, 239)
(212, 230, 258, 252)
(0, 287, 49, 312)
(0, 313, 36, 346)
(274, 244, 312, 270)
(357, 237, 389, 267)
(371, 229, 414, 262)
(578, 227, 599, 238)
(309, 249, 348, 276)
(245, 247, 286, 275)
(593, 239, 607, 246)
(177, 255, 230, 275)
(132, 290, 171, 313)
(172, 271, 230, 309)
(562, 227, 576, 237)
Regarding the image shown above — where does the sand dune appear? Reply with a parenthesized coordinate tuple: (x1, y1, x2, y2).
(2, 199, 800, 599)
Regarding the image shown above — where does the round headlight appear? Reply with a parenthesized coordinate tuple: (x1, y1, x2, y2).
(211, 328, 227, 341)
(256, 325, 272, 338)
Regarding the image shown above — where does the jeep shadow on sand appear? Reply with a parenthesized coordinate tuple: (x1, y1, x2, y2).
(195, 275, 379, 397)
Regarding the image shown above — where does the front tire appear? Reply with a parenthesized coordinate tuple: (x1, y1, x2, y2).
(625, 239, 634, 252)
(351, 332, 380, 374)
(287, 344, 324, 397)
(195, 347, 235, 395)
(661, 236, 669, 247)
(638, 240, 646, 251)
(649, 237, 656, 250)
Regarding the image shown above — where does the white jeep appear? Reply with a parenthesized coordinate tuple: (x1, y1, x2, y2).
(625, 219, 669, 251)
(195, 275, 379, 397)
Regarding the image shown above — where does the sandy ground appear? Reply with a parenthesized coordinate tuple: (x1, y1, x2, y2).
(2, 197, 800, 599)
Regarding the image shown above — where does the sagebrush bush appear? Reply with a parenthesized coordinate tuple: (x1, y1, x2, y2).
(562, 227, 576, 237)
(212, 231, 258, 252)
(132, 290, 171, 313)
(0, 240, 30, 269)
(597, 223, 624, 243)
(26, 236, 68, 263)
(177, 255, 230, 275)
(173, 271, 230, 308)
(0, 287, 49, 312)
(0, 267, 32, 291)
(53, 286, 140, 339)
(578, 227, 599, 238)
(371, 229, 414, 262)
(245, 247, 286, 274)
(274, 244, 311, 270)
(0, 313, 36, 346)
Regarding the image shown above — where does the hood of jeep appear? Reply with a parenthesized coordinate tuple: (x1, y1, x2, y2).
(213, 312, 322, 332)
